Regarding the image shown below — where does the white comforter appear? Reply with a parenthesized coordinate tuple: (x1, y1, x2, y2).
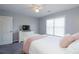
(22, 36, 79, 54)
(29, 36, 63, 54)
(28, 36, 79, 54)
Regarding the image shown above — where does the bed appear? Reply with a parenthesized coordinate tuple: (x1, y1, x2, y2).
(22, 34, 79, 54)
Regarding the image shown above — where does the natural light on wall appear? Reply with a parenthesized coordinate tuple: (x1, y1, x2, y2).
(46, 16, 65, 36)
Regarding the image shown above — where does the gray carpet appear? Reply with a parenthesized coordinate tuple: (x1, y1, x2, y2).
(0, 42, 23, 54)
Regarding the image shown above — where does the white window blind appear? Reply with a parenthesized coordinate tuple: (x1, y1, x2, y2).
(46, 17, 65, 36)
(46, 19, 54, 35)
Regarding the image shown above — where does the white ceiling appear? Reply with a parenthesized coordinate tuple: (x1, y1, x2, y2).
(0, 4, 79, 18)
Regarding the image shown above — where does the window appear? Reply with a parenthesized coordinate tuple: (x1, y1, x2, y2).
(46, 19, 54, 35)
(46, 17, 65, 36)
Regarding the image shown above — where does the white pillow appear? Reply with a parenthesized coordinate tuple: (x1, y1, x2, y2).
(68, 39, 79, 48)
(65, 40, 79, 54)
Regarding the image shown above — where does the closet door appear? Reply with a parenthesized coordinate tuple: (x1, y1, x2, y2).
(0, 16, 13, 45)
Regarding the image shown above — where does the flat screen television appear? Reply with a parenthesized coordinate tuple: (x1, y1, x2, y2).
(22, 25, 30, 31)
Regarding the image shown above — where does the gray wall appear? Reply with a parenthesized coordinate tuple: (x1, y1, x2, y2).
(39, 7, 79, 35)
(0, 6, 79, 42)
(0, 11, 39, 42)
